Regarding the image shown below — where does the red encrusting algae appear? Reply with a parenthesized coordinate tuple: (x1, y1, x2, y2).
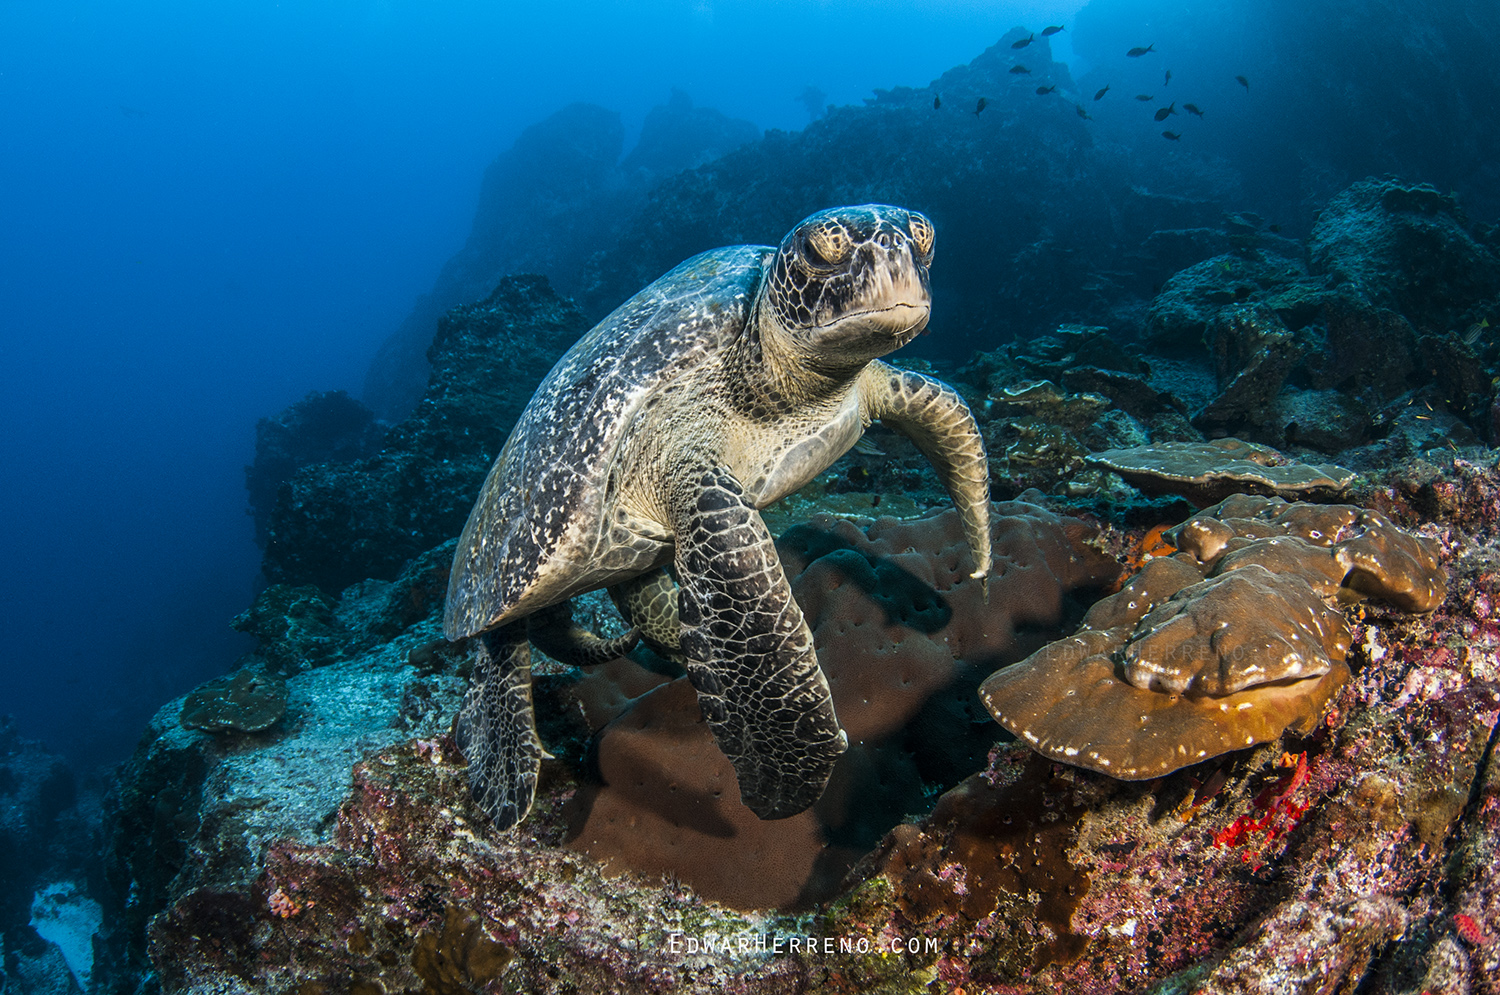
(1213, 752, 1313, 866)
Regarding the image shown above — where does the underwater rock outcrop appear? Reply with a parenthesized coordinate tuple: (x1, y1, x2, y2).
(1138, 178, 1499, 450)
(1309, 177, 1500, 334)
(244, 390, 384, 549)
(96, 571, 468, 993)
(264, 276, 587, 593)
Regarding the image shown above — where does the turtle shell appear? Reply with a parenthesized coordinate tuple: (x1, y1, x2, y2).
(444, 245, 772, 640)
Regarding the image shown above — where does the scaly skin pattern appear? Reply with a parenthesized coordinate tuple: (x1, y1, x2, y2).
(672, 466, 846, 819)
(452, 625, 547, 831)
(859, 364, 991, 583)
(445, 205, 990, 829)
(526, 601, 639, 669)
(609, 568, 681, 662)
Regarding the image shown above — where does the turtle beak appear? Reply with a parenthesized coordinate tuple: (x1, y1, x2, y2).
(812, 300, 929, 354)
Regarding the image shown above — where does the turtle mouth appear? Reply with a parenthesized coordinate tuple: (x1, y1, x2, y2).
(815, 301, 930, 336)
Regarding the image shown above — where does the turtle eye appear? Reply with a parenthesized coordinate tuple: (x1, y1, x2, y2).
(803, 222, 852, 268)
(908, 213, 935, 257)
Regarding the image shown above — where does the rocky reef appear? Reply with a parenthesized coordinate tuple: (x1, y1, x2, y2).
(94, 456, 1500, 995)
(1139, 177, 1499, 452)
(87, 160, 1500, 994)
(264, 276, 589, 593)
(0, 718, 98, 994)
(245, 390, 384, 550)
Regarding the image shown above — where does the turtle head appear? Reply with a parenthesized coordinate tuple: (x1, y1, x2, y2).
(762, 205, 934, 371)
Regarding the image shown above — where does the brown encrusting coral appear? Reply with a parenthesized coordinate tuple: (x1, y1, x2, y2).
(980, 494, 1445, 779)
(178, 666, 288, 733)
(1086, 439, 1358, 507)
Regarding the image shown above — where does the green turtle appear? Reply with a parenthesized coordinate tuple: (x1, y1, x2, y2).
(444, 204, 992, 829)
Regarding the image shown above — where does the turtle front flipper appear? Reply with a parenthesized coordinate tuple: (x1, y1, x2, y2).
(860, 362, 991, 588)
(670, 466, 848, 819)
(454, 623, 548, 829)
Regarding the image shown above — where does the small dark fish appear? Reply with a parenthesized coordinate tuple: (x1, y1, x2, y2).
(1154, 102, 1177, 121)
(1127, 44, 1155, 57)
(1135, 94, 1154, 102)
(1162, 130, 1181, 140)
(933, 94, 941, 109)
(974, 96, 989, 116)
(1036, 85, 1056, 95)
(1075, 104, 1091, 119)
(1235, 75, 1249, 90)
(1268, 224, 1281, 233)
(1042, 25, 1065, 36)
(1094, 85, 1110, 101)
(1010, 64, 1031, 74)
(1012, 33, 1034, 49)
(1183, 103, 1204, 117)
(1164, 69, 1172, 86)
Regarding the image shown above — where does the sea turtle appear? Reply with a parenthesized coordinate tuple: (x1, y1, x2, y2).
(444, 204, 992, 829)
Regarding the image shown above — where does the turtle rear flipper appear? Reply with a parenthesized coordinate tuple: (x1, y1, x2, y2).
(527, 601, 639, 667)
(672, 466, 848, 820)
(610, 568, 684, 665)
(454, 624, 548, 829)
